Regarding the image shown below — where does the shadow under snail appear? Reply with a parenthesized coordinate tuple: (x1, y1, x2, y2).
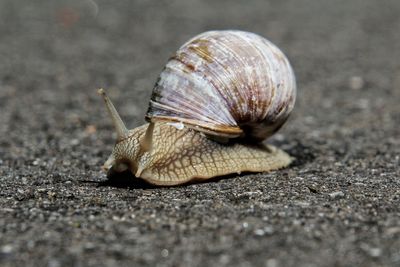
(98, 30, 296, 186)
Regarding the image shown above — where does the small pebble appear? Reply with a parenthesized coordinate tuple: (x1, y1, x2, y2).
(1, 245, 13, 254)
(219, 254, 230, 264)
(161, 249, 169, 257)
(48, 259, 61, 267)
(385, 227, 400, 236)
(254, 229, 265, 236)
(368, 247, 382, 258)
(329, 191, 345, 199)
(112, 215, 125, 221)
(85, 125, 97, 134)
(349, 76, 364, 90)
(70, 139, 79, 146)
(266, 258, 278, 267)
(263, 226, 274, 234)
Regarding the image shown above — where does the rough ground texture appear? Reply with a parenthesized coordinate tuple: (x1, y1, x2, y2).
(0, 0, 399, 266)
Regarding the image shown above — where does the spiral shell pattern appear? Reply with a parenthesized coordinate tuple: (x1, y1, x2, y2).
(146, 30, 296, 142)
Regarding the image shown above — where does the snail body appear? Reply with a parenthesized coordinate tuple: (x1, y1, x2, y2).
(99, 30, 296, 186)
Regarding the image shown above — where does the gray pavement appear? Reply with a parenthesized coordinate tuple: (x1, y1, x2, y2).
(0, 0, 399, 266)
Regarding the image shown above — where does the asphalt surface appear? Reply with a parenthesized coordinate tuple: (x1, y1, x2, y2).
(0, 0, 399, 266)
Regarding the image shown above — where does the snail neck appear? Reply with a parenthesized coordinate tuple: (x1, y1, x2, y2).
(109, 125, 150, 177)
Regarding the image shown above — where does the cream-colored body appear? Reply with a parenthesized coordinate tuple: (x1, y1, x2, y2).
(104, 123, 292, 186)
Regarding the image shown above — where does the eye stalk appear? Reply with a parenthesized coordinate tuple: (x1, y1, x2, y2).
(97, 88, 129, 141)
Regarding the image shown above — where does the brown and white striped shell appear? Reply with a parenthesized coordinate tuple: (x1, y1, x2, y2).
(146, 30, 296, 142)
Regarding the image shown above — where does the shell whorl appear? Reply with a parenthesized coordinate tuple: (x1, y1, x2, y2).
(146, 30, 296, 142)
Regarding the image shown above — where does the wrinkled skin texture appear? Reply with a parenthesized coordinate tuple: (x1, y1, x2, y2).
(106, 123, 292, 185)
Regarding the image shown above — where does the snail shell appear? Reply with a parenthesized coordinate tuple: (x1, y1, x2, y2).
(146, 30, 296, 142)
(99, 30, 296, 186)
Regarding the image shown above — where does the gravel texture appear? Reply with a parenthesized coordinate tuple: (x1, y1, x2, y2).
(0, 0, 399, 266)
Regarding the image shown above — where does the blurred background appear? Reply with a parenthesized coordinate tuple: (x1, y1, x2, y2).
(0, 0, 399, 266)
(1, 0, 399, 132)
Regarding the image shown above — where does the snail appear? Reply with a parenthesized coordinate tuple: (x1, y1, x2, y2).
(98, 30, 296, 186)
